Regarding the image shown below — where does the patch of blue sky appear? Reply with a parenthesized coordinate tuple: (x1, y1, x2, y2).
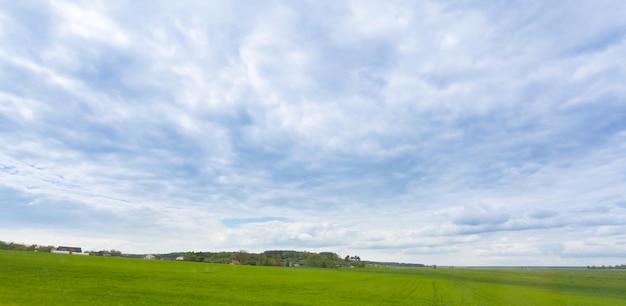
(211, 109, 253, 128)
(0, 112, 17, 133)
(0, 63, 46, 96)
(528, 210, 558, 219)
(567, 26, 626, 55)
(0, 3, 55, 51)
(76, 52, 139, 95)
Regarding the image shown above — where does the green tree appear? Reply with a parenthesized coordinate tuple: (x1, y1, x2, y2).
(272, 254, 281, 266)
(305, 253, 331, 268)
(36, 245, 54, 252)
(257, 254, 268, 266)
(236, 250, 249, 265)
(183, 252, 198, 262)
(8, 242, 26, 251)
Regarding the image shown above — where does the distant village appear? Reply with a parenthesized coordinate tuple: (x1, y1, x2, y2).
(0, 240, 429, 268)
(0, 242, 123, 257)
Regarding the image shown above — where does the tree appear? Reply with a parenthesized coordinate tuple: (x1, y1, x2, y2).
(7, 242, 26, 251)
(235, 250, 249, 265)
(257, 254, 268, 266)
(36, 245, 54, 252)
(183, 252, 198, 262)
(305, 253, 331, 268)
(272, 254, 281, 266)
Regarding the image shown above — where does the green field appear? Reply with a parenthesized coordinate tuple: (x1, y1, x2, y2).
(1, 251, 625, 305)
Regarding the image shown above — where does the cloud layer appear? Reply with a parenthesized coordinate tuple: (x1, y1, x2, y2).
(1, 0, 626, 265)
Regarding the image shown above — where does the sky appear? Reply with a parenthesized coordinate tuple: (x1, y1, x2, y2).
(1, 0, 625, 266)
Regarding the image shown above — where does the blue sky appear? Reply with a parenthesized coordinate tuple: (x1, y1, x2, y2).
(1, 1, 625, 266)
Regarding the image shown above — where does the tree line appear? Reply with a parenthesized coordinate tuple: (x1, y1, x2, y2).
(0, 241, 356, 268)
(165, 250, 355, 268)
(0, 241, 55, 252)
(587, 265, 626, 269)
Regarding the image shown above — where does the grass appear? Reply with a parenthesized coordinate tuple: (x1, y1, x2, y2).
(1, 250, 625, 305)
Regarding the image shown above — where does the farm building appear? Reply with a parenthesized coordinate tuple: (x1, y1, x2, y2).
(51, 246, 83, 255)
(93, 250, 122, 257)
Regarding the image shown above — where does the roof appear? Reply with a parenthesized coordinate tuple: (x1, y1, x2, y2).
(56, 246, 82, 253)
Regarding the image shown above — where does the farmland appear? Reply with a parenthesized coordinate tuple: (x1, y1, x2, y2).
(1, 250, 625, 305)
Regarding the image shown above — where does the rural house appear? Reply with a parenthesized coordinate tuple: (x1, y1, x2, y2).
(51, 246, 83, 255)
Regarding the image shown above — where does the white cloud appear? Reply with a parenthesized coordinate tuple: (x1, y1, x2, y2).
(51, 0, 129, 46)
